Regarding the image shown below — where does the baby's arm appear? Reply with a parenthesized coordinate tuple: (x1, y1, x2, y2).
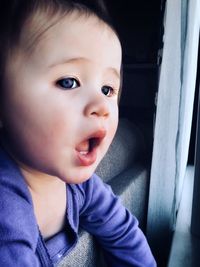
(79, 174, 156, 267)
(0, 185, 41, 267)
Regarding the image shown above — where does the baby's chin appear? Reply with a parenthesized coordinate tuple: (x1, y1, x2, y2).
(56, 153, 106, 184)
(40, 148, 107, 184)
(55, 165, 97, 185)
(58, 172, 93, 185)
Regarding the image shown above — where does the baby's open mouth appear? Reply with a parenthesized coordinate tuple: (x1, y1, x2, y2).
(75, 130, 106, 166)
(76, 138, 101, 155)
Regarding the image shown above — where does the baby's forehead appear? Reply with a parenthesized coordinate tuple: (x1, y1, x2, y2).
(19, 10, 65, 53)
(9, 9, 121, 77)
(19, 10, 117, 58)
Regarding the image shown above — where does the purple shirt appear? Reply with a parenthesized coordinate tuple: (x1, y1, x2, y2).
(0, 146, 156, 266)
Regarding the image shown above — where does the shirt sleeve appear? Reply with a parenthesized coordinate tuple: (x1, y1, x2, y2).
(0, 179, 40, 266)
(79, 174, 157, 267)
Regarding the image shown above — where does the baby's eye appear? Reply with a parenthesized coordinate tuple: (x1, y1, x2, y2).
(101, 85, 117, 97)
(56, 77, 80, 90)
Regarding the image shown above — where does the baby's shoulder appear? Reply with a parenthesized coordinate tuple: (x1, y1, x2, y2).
(0, 148, 38, 245)
(0, 158, 33, 211)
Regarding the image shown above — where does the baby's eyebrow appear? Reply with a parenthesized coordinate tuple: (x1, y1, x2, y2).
(48, 57, 120, 80)
(107, 67, 120, 81)
(48, 56, 87, 68)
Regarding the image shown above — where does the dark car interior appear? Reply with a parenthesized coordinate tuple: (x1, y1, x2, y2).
(107, 0, 164, 156)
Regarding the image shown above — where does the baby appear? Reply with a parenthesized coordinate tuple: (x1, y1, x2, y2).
(0, 0, 156, 266)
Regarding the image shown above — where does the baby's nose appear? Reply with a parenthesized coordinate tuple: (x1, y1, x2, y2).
(84, 97, 109, 118)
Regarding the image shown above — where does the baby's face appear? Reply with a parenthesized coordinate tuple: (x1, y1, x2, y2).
(2, 12, 121, 183)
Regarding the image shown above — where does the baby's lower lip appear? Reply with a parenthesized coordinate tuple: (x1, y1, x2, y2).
(76, 147, 97, 166)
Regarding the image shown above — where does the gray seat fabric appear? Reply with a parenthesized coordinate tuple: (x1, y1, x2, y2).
(109, 166, 149, 230)
(58, 118, 150, 267)
(58, 230, 106, 267)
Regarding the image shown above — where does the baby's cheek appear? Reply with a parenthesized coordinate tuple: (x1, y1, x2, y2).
(110, 109, 119, 135)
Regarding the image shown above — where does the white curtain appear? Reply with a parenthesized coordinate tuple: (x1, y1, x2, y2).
(146, 0, 200, 263)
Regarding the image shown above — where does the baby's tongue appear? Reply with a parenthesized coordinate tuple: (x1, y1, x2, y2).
(76, 140, 89, 152)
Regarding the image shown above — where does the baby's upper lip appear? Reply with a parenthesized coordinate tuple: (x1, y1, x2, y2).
(86, 129, 107, 140)
(75, 129, 107, 152)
